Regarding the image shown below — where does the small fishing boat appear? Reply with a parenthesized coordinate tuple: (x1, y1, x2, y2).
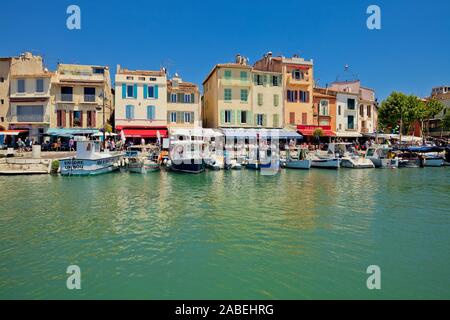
(366, 145, 399, 168)
(310, 156, 340, 169)
(123, 145, 160, 174)
(246, 144, 280, 172)
(282, 147, 311, 169)
(60, 139, 122, 176)
(329, 143, 374, 169)
(169, 140, 206, 173)
(397, 152, 423, 168)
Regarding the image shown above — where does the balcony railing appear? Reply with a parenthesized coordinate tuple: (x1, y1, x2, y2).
(83, 94, 97, 103)
(57, 94, 74, 102)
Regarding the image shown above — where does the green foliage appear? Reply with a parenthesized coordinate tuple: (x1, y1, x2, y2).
(104, 123, 113, 133)
(51, 160, 60, 174)
(313, 128, 323, 138)
(442, 112, 450, 131)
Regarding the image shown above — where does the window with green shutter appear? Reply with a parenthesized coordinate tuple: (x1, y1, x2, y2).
(240, 71, 247, 81)
(274, 94, 279, 107)
(258, 93, 263, 106)
(224, 70, 232, 79)
(224, 89, 232, 101)
(240, 89, 248, 102)
(273, 114, 279, 128)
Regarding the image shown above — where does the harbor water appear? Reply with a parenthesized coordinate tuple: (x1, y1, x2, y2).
(0, 168, 449, 299)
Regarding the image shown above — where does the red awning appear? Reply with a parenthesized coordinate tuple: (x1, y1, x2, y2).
(297, 125, 335, 137)
(0, 130, 28, 136)
(122, 129, 168, 138)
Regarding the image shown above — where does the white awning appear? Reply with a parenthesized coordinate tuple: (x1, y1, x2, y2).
(335, 131, 363, 138)
(221, 129, 302, 139)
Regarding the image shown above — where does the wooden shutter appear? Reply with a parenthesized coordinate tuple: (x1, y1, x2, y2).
(69, 111, 73, 127)
(80, 111, 84, 127)
(190, 112, 194, 124)
(56, 110, 61, 127)
(220, 110, 225, 125)
(133, 84, 137, 98)
(237, 110, 241, 124)
(62, 110, 66, 127)
(247, 111, 253, 125)
(86, 111, 91, 127)
(144, 85, 148, 99)
(122, 84, 126, 99)
(191, 93, 195, 103)
(176, 111, 182, 123)
(302, 112, 307, 125)
(92, 111, 96, 128)
(290, 112, 295, 124)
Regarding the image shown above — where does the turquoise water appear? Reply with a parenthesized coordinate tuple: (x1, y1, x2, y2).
(0, 168, 449, 299)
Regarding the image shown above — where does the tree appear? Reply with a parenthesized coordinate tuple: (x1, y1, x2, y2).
(378, 92, 417, 134)
(313, 128, 323, 145)
(442, 112, 450, 134)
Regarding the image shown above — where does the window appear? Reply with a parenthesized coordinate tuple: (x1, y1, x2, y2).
(125, 105, 134, 119)
(240, 111, 247, 124)
(257, 93, 263, 106)
(56, 110, 65, 127)
(84, 87, 96, 102)
(274, 94, 279, 107)
(347, 115, 355, 129)
(320, 100, 329, 116)
(147, 106, 155, 120)
(359, 104, 364, 117)
(148, 86, 155, 98)
(255, 74, 266, 86)
(338, 105, 341, 115)
(170, 111, 177, 123)
(347, 98, 355, 110)
(86, 110, 96, 127)
(17, 105, 44, 122)
(339, 123, 342, 130)
(93, 68, 104, 74)
(273, 114, 279, 127)
(73, 111, 82, 127)
(170, 93, 177, 103)
(126, 76, 134, 80)
(272, 75, 280, 86)
(0, 77, 4, 82)
(240, 71, 248, 81)
(367, 105, 372, 118)
(1, 99, 4, 104)
(299, 91, 309, 103)
(224, 89, 232, 101)
(302, 112, 307, 125)
(184, 94, 192, 103)
(289, 112, 295, 124)
(292, 69, 306, 80)
(256, 114, 264, 126)
(240, 89, 248, 102)
(287, 90, 297, 103)
(61, 86, 73, 101)
(126, 85, 134, 98)
(138, 77, 146, 81)
(225, 110, 232, 123)
(17, 79, 25, 93)
(184, 112, 191, 123)
(36, 79, 44, 93)
(224, 70, 232, 79)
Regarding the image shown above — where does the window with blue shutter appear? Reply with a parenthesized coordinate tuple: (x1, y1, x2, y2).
(126, 105, 134, 119)
(126, 85, 134, 98)
(147, 106, 155, 120)
(133, 84, 137, 99)
(144, 85, 148, 99)
(122, 84, 127, 99)
(154, 85, 159, 99)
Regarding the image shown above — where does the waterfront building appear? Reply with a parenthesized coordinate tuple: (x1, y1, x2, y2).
(297, 87, 337, 140)
(330, 80, 378, 137)
(51, 63, 113, 133)
(167, 74, 202, 129)
(202, 55, 253, 129)
(0, 57, 11, 132)
(202, 54, 284, 129)
(253, 52, 314, 128)
(332, 90, 361, 139)
(428, 85, 450, 137)
(114, 65, 168, 142)
(7, 52, 53, 141)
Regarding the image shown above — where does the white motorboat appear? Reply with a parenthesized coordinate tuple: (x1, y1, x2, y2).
(329, 143, 374, 169)
(423, 154, 444, 167)
(366, 145, 399, 168)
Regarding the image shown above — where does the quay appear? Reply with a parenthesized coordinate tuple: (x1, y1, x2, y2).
(0, 150, 74, 175)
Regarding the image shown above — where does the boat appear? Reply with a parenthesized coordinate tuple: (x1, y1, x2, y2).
(282, 147, 311, 169)
(328, 143, 374, 169)
(310, 147, 340, 169)
(397, 151, 423, 168)
(366, 145, 399, 168)
(169, 140, 206, 173)
(246, 144, 280, 172)
(60, 139, 122, 176)
(423, 154, 444, 167)
(123, 145, 160, 174)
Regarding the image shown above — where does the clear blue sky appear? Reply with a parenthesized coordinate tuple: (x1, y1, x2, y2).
(1, 0, 449, 100)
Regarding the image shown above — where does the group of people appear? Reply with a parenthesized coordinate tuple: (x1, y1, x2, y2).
(16, 137, 35, 152)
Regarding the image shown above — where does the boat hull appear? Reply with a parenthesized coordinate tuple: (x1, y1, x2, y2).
(285, 159, 311, 169)
(60, 156, 121, 176)
(311, 158, 340, 169)
(171, 159, 205, 173)
(424, 157, 444, 167)
(368, 157, 399, 168)
(341, 158, 375, 169)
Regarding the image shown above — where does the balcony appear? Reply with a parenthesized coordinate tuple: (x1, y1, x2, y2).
(56, 94, 74, 103)
(7, 114, 50, 123)
(286, 74, 310, 86)
(220, 78, 251, 87)
(82, 94, 97, 103)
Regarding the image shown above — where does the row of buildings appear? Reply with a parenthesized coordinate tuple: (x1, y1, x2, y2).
(1, 51, 446, 143)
